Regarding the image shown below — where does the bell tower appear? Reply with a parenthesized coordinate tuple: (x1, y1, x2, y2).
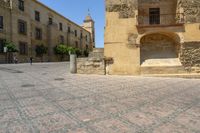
(83, 10, 95, 49)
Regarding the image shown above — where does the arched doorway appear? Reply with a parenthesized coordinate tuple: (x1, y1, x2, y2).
(140, 33, 181, 66)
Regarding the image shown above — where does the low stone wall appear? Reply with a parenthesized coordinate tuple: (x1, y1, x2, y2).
(180, 42, 200, 72)
(77, 57, 105, 75)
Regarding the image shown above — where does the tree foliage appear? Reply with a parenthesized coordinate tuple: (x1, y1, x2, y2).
(4, 41, 18, 53)
(54, 44, 69, 61)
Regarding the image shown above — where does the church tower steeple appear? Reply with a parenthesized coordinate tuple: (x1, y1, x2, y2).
(83, 10, 95, 48)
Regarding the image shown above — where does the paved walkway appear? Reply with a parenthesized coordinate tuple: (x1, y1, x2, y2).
(0, 62, 199, 133)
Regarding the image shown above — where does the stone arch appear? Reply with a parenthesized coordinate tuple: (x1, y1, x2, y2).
(139, 32, 182, 66)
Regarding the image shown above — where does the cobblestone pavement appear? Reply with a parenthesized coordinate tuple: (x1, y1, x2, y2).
(0, 62, 199, 133)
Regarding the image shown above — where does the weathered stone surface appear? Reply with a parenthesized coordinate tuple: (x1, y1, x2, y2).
(77, 58, 105, 75)
(106, 0, 138, 18)
(180, 42, 200, 72)
(178, 0, 200, 23)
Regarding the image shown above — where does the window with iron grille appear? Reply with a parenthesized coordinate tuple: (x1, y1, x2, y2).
(74, 30, 77, 37)
(60, 35, 64, 44)
(35, 28, 42, 40)
(48, 17, 53, 25)
(75, 41, 78, 48)
(59, 23, 63, 31)
(19, 42, 28, 55)
(80, 32, 83, 39)
(0, 16, 3, 30)
(149, 8, 160, 25)
(35, 11, 40, 22)
(68, 26, 71, 33)
(18, 20, 27, 35)
(18, 0, 24, 11)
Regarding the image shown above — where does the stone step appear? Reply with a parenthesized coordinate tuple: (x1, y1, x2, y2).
(141, 66, 187, 74)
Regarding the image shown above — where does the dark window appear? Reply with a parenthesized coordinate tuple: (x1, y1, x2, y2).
(60, 35, 64, 44)
(75, 30, 77, 37)
(35, 11, 40, 21)
(19, 42, 28, 55)
(35, 28, 42, 40)
(75, 41, 78, 48)
(80, 32, 83, 39)
(86, 35, 88, 41)
(68, 26, 71, 33)
(149, 8, 160, 25)
(0, 16, 3, 30)
(59, 23, 63, 31)
(18, 20, 27, 35)
(0, 39, 5, 53)
(48, 17, 53, 25)
(86, 44, 88, 50)
(18, 0, 24, 11)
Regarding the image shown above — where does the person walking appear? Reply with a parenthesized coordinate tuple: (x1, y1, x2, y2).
(30, 57, 33, 65)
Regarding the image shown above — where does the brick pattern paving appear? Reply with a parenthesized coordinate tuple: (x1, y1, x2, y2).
(0, 63, 199, 133)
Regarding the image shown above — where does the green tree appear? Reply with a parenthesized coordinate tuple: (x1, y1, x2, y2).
(4, 41, 18, 63)
(54, 44, 68, 61)
(5, 41, 18, 53)
(67, 47, 76, 55)
(75, 48, 82, 57)
(35, 44, 47, 62)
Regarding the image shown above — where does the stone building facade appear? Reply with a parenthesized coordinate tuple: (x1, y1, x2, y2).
(0, 0, 95, 63)
(105, 0, 200, 75)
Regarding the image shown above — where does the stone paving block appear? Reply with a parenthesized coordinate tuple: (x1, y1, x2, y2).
(97, 102, 129, 115)
(80, 95, 111, 105)
(32, 112, 77, 132)
(21, 104, 58, 119)
(67, 128, 89, 133)
(0, 109, 22, 123)
(122, 110, 157, 127)
(153, 122, 192, 133)
(58, 99, 87, 110)
(41, 88, 73, 101)
(17, 96, 48, 107)
(12, 89, 41, 99)
(0, 93, 11, 101)
(0, 120, 32, 133)
(140, 104, 176, 118)
(0, 100, 16, 111)
(90, 118, 137, 133)
(71, 107, 105, 122)
(175, 112, 200, 131)
(68, 89, 94, 98)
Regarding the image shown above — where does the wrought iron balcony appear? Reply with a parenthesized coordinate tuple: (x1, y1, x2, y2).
(136, 13, 185, 27)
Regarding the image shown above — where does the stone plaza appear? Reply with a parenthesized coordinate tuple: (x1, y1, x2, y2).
(0, 62, 199, 132)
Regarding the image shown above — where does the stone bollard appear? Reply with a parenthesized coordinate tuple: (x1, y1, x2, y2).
(70, 54, 77, 73)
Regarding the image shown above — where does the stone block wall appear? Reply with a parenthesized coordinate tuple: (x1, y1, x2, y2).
(180, 42, 200, 72)
(77, 48, 105, 75)
(77, 58, 105, 75)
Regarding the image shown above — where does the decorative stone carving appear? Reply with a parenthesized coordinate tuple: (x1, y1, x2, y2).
(106, 0, 138, 18)
(178, 0, 200, 23)
(127, 33, 138, 47)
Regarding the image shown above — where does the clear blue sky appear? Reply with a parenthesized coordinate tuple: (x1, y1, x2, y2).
(38, 0, 105, 48)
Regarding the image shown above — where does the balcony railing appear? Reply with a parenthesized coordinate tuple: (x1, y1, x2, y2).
(137, 13, 185, 27)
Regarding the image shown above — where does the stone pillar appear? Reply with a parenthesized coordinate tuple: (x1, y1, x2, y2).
(70, 54, 77, 73)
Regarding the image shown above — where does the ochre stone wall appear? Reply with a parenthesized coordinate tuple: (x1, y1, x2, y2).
(105, 0, 200, 75)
